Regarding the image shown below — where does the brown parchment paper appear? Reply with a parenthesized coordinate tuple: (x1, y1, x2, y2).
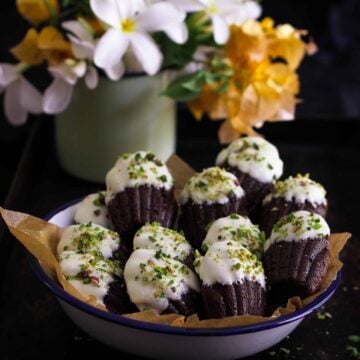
(167, 154, 196, 201)
(0, 154, 351, 329)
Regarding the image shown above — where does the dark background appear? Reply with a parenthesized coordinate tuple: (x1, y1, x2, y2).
(1, 0, 360, 202)
(0, 2, 359, 359)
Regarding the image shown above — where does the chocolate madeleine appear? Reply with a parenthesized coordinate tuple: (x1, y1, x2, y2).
(124, 249, 200, 316)
(261, 174, 328, 236)
(58, 223, 134, 314)
(74, 191, 113, 229)
(195, 241, 266, 319)
(179, 167, 247, 250)
(106, 151, 177, 245)
(202, 213, 265, 258)
(263, 211, 330, 302)
(134, 222, 194, 269)
(216, 136, 283, 216)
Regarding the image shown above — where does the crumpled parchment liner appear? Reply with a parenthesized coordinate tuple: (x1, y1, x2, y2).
(0, 154, 351, 329)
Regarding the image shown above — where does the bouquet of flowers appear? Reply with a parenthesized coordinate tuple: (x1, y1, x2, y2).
(0, 0, 314, 142)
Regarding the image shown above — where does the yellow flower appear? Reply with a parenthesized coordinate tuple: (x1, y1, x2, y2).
(10, 26, 72, 66)
(38, 26, 73, 65)
(16, 0, 59, 25)
(225, 21, 266, 65)
(189, 86, 228, 121)
(189, 18, 310, 143)
(268, 24, 307, 70)
(11, 28, 45, 65)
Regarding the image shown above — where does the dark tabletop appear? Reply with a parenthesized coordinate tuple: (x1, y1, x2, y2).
(0, 113, 359, 360)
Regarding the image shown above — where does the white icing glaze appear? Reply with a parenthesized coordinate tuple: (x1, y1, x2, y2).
(195, 241, 265, 288)
(57, 223, 120, 259)
(264, 210, 330, 252)
(180, 167, 245, 205)
(74, 192, 113, 228)
(216, 136, 283, 184)
(134, 223, 192, 262)
(124, 249, 199, 313)
(105, 151, 173, 203)
(59, 251, 121, 305)
(203, 214, 265, 258)
(263, 174, 327, 206)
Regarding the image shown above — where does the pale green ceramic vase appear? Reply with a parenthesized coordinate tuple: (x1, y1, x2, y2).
(55, 72, 176, 183)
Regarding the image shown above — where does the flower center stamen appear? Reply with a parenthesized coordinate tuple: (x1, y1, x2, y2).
(208, 2, 218, 14)
(121, 18, 136, 33)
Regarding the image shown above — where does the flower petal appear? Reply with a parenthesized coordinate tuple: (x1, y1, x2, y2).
(117, 0, 145, 18)
(72, 62, 87, 79)
(85, 66, 99, 89)
(211, 14, 230, 44)
(225, 1, 262, 25)
(68, 34, 95, 60)
(163, 22, 189, 44)
(4, 81, 27, 125)
(169, 0, 204, 12)
(90, 0, 120, 27)
(62, 20, 93, 42)
(104, 62, 125, 81)
(49, 64, 79, 85)
(137, 3, 185, 32)
(20, 77, 42, 114)
(216, 0, 242, 15)
(0, 64, 17, 86)
(130, 32, 163, 75)
(243, 1, 262, 19)
(43, 78, 74, 114)
(219, 119, 240, 144)
(94, 29, 129, 69)
(10, 28, 45, 65)
(38, 26, 72, 52)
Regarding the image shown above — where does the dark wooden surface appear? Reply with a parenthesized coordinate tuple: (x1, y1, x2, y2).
(0, 114, 359, 360)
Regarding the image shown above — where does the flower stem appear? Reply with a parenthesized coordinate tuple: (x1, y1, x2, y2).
(44, 0, 58, 20)
(188, 11, 209, 28)
(15, 62, 31, 74)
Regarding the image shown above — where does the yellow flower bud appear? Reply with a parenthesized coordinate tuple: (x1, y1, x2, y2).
(16, 0, 59, 25)
(38, 26, 73, 65)
(11, 28, 45, 65)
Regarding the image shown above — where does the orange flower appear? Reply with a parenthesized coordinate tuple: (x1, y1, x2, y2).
(11, 26, 73, 66)
(11, 28, 45, 65)
(189, 18, 312, 143)
(37, 26, 73, 65)
(16, 0, 59, 25)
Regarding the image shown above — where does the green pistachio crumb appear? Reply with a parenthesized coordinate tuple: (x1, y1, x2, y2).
(93, 209, 101, 216)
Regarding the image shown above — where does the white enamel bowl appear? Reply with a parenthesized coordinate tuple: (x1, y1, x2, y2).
(28, 200, 341, 359)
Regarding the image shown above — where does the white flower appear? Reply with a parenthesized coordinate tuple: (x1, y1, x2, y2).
(225, 0, 261, 26)
(90, 0, 187, 76)
(169, 0, 261, 45)
(144, 0, 189, 44)
(62, 20, 125, 82)
(42, 60, 86, 114)
(62, 20, 96, 61)
(0, 63, 42, 125)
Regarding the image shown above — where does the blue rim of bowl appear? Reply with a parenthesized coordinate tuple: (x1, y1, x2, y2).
(27, 199, 341, 337)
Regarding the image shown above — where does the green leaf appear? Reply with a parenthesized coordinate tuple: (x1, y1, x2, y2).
(203, 71, 221, 85)
(214, 81, 229, 94)
(181, 74, 204, 92)
(349, 335, 360, 343)
(346, 345, 359, 358)
(162, 73, 203, 102)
